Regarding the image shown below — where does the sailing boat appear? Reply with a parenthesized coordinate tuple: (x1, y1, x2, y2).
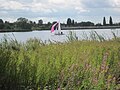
(51, 22, 64, 35)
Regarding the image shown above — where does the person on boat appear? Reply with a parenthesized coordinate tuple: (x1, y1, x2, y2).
(61, 32, 63, 35)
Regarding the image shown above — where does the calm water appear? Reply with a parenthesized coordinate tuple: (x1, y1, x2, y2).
(0, 29, 120, 43)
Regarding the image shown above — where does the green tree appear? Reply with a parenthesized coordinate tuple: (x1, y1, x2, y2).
(38, 19, 43, 25)
(0, 19, 4, 29)
(47, 22, 51, 25)
(4, 24, 11, 29)
(79, 21, 94, 26)
(15, 17, 32, 30)
(71, 20, 75, 26)
(96, 23, 102, 26)
(67, 18, 72, 26)
(4, 21, 12, 29)
(0, 19, 4, 23)
(109, 16, 113, 26)
(103, 17, 106, 26)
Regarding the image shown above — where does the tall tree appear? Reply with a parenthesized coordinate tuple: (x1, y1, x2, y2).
(38, 19, 43, 25)
(0, 19, 4, 29)
(103, 17, 106, 26)
(71, 20, 75, 26)
(15, 17, 32, 30)
(0, 19, 3, 23)
(109, 16, 113, 26)
(67, 18, 71, 26)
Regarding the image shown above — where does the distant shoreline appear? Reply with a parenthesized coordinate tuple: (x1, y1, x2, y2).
(0, 26, 120, 33)
(0, 29, 32, 33)
(62, 26, 120, 30)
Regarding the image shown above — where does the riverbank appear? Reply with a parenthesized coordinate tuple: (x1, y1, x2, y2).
(0, 26, 120, 32)
(62, 26, 120, 30)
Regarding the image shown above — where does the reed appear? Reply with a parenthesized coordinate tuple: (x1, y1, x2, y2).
(0, 32, 120, 90)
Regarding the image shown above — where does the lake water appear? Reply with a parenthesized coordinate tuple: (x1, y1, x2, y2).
(0, 29, 120, 43)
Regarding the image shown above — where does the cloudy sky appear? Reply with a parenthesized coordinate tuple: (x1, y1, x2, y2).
(0, 0, 120, 23)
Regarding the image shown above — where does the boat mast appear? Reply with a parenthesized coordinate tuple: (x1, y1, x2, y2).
(58, 22, 61, 34)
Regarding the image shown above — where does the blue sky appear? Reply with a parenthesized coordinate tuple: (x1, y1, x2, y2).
(0, 0, 120, 24)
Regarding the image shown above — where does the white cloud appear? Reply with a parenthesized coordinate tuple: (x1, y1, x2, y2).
(48, 0, 65, 4)
(75, 7, 89, 13)
(48, 0, 88, 13)
(0, 0, 26, 10)
(28, 0, 88, 14)
(0, 0, 88, 14)
(0, 0, 120, 23)
(30, 1, 59, 13)
(30, 3, 50, 13)
(108, 0, 120, 12)
(111, 0, 120, 6)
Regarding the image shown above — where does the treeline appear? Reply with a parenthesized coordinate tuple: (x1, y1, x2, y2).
(0, 16, 120, 31)
(0, 17, 52, 31)
(66, 16, 120, 26)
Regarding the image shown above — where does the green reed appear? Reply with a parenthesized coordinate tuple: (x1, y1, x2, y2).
(0, 32, 120, 90)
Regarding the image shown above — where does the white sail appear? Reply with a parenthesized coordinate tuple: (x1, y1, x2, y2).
(55, 25, 58, 34)
(51, 21, 64, 35)
(58, 22, 61, 34)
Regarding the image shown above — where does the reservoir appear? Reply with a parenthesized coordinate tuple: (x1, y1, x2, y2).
(0, 29, 120, 42)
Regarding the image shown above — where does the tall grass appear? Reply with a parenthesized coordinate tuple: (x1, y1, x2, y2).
(0, 32, 120, 90)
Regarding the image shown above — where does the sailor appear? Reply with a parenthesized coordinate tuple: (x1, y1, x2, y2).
(61, 32, 63, 35)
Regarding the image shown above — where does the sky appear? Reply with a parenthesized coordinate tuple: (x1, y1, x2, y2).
(0, 0, 120, 24)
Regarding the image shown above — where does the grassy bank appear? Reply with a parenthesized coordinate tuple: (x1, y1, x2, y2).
(0, 33, 120, 90)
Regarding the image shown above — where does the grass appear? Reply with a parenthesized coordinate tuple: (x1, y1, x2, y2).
(0, 32, 120, 90)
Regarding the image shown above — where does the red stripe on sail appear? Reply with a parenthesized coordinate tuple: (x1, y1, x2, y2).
(51, 22, 58, 33)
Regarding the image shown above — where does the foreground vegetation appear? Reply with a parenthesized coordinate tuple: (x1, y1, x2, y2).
(0, 33, 120, 90)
